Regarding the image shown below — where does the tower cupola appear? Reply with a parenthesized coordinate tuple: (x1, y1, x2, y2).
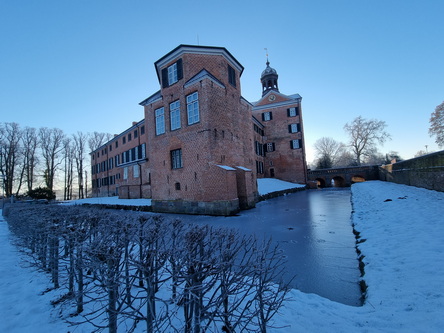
(261, 59, 279, 97)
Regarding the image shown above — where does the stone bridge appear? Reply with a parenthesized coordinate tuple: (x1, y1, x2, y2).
(307, 165, 380, 187)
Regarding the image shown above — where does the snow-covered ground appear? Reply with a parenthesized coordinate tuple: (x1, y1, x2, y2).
(1, 180, 444, 332)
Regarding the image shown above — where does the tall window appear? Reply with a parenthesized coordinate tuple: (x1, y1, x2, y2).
(161, 59, 183, 88)
(291, 139, 302, 149)
(123, 167, 128, 179)
(168, 62, 178, 85)
(289, 123, 300, 133)
(187, 92, 199, 125)
(171, 149, 183, 169)
(266, 142, 275, 152)
(228, 65, 236, 87)
(262, 112, 272, 121)
(170, 100, 181, 130)
(155, 107, 165, 135)
(133, 165, 139, 178)
(288, 107, 299, 117)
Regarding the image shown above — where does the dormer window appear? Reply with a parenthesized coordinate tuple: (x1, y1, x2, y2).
(228, 65, 236, 87)
(168, 63, 178, 85)
(161, 58, 183, 88)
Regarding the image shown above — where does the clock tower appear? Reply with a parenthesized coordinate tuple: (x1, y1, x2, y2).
(261, 58, 279, 97)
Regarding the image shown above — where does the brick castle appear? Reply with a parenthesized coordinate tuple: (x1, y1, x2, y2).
(91, 45, 307, 215)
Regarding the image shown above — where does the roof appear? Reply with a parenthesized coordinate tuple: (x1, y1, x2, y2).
(154, 44, 244, 83)
(251, 91, 302, 108)
(139, 90, 161, 106)
(184, 69, 225, 89)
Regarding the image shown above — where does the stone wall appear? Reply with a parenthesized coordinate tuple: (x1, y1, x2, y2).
(381, 150, 444, 192)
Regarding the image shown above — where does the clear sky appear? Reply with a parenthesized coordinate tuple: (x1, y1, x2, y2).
(1, 0, 443, 163)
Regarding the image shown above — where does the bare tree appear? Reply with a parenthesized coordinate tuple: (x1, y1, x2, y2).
(39, 127, 65, 192)
(21, 127, 40, 193)
(63, 138, 75, 200)
(88, 131, 113, 153)
(0, 122, 23, 197)
(343, 116, 391, 166)
(429, 101, 444, 148)
(73, 132, 89, 199)
(313, 137, 346, 169)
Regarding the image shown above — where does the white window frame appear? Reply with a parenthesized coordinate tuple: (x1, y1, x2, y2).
(133, 165, 139, 178)
(288, 107, 298, 117)
(168, 62, 178, 85)
(123, 166, 128, 179)
(171, 149, 183, 169)
(290, 123, 299, 133)
(263, 112, 271, 121)
(155, 107, 165, 135)
(267, 142, 274, 152)
(291, 139, 300, 149)
(170, 100, 181, 130)
(187, 92, 199, 125)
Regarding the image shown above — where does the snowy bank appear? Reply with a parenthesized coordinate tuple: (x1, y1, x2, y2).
(1, 181, 444, 332)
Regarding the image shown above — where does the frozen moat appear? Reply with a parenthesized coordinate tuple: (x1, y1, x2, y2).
(171, 188, 362, 306)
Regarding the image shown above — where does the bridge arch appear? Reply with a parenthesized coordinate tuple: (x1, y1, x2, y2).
(316, 178, 326, 188)
(307, 165, 380, 187)
(351, 175, 366, 184)
(332, 176, 346, 187)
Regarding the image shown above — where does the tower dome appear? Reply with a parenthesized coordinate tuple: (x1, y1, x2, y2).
(261, 59, 279, 97)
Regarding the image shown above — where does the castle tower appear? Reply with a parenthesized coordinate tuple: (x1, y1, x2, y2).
(252, 57, 307, 184)
(261, 58, 279, 96)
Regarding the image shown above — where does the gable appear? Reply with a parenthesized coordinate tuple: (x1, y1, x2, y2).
(253, 91, 295, 107)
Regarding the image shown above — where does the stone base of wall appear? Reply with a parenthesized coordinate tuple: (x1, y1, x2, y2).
(119, 184, 152, 199)
(151, 198, 240, 216)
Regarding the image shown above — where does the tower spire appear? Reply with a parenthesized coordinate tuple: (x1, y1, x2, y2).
(264, 48, 269, 65)
(261, 48, 279, 97)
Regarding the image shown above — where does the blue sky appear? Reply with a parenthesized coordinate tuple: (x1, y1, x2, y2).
(1, 0, 443, 163)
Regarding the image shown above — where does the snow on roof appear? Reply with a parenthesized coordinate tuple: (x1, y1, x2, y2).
(216, 164, 236, 171)
(235, 166, 251, 171)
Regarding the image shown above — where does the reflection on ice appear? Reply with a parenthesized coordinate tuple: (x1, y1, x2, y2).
(173, 188, 362, 306)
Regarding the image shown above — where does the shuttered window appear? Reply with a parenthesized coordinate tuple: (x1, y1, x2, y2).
(228, 65, 236, 87)
(161, 58, 183, 88)
(262, 112, 272, 121)
(265, 142, 275, 152)
(287, 107, 299, 117)
(290, 139, 302, 149)
(289, 123, 300, 133)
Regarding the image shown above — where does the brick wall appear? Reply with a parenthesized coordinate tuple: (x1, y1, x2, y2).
(382, 150, 444, 192)
(144, 49, 257, 214)
(253, 95, 307, 184)
(90, 121, 150, 198)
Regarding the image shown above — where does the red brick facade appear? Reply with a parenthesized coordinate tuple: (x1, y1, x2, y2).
(90, 45, 307, 215)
